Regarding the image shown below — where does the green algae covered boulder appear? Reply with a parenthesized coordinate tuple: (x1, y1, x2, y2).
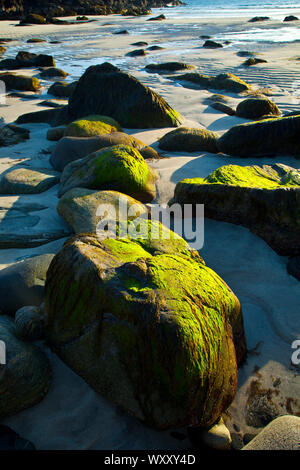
(175, 72, 251, 93)
(217, 115, 300, 158)
(57, 188, 148, 233)
(0, 316, 51, 419)
(0, 73, 41, 91)
(67, 63, 182, 128)
(172, 163, 300, 256)
(159, 127, 220, 153)
(236, 97, 280, 120)
(58, 144, 158, 202)
(63, 115, 122, 138)
(45, 225, 246, 429)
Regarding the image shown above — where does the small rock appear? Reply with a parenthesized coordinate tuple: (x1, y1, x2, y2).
(27, 38, 46, 43)
(40, 67, 68, 79)
(145, 62, 195, 73)
(147, 14, 166, 21)
(147, 45, 165, 51)
(0, 124, 30, 147)
(211, 101, 236, 115)
(0, 254, 55, 316)
(248, 16, 269, 22)
(131, 41, 148, 46)
(231, 432, 244, 450)
(235, 97, 280, 119)
(126, 49, 147, 57)
(0, 316, 51, 419)
(284, 15, 299, 21)
(15, 305, 45, 341)
(243, 57, 268, 66)
(198, 418, 232, 450)
(203, 40, 223, 48)
(113, 29, 129, 35)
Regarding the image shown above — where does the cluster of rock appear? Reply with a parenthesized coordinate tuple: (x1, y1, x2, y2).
(0, 0, 183, 19)
(0, 59, 250, 437)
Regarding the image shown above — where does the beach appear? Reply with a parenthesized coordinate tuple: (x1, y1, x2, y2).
(0, 7, 300, 450)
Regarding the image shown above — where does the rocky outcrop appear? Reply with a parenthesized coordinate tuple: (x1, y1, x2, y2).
(0, 1, 183, 20)
(45, 228, 245, 428)
(217, 115, 300, 158)
(172, 163, 300, 256)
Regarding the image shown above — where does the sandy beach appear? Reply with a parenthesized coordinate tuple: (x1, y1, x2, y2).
(0, 9, 300, 450)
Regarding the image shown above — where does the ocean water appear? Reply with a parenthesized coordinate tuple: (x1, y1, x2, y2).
(162, 0, 300, 18)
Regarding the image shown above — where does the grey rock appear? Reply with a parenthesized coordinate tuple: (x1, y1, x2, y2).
(0, 167, 60, 194)
(0, 254, 55, 316)
(242, 416, 300, 450)
(0, 316, 51, 419)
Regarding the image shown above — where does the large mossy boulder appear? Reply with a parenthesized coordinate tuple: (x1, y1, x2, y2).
(0, 254, 55, 317)
(159, 127, 220, 153)
(175, 72, 250, 93)
(0, 73, 41, 91)
(63, 115, 122, 138)
(217, 115, 300, 158)
(57, 189, 148, 233)
(51, 133, 159, 172)
(67, 63, 182, 128)
(172, 163, 300, 256)
(58, 144, 158, 202)
(236, 97, 280, 119)
(0, 316, 51, 419)
(45, 227, 245, 428)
